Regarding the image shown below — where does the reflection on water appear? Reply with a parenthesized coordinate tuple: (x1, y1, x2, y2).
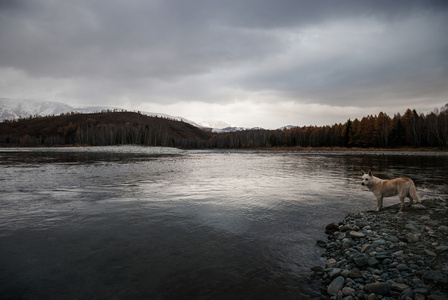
(0, 148, 447, 299)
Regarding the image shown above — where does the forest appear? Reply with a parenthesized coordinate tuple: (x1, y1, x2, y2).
(211, 104, 448, 149)
(0, 111, 211, 148)
(0, 104, 447, 149)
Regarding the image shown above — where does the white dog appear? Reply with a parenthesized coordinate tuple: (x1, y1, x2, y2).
(361, 170, 420, 212)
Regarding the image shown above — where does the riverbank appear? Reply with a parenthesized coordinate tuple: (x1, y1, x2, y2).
(2, 144, 448, 153)
(267, 146, 448, 152)
(312, 198, 448, 299)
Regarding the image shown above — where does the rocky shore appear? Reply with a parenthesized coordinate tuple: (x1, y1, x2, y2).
(312, 198, 448, 300)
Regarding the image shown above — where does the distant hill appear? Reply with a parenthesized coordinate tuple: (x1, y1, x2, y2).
(0, 98, 205, 129)
(0, 98, 109, 121)
(0, 98, 287, 132)
(2, 105, 447, 149)
(0, 111, 211, 148)
(212, 126, 265, 133)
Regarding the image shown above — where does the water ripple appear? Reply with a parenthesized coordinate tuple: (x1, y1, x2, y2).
(1, 148, 447, 298)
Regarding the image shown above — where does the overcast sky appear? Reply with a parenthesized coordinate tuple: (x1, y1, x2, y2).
(1, 0, 447, 128)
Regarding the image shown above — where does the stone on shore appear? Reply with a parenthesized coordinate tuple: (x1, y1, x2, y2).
(396, 263, 410, 271)
(412, 204, 426, 210)
(326, 258, 337, 267)
(325, 222, 339, 233)
(364, 281, 392, 295)
(349, 231, 365, 238)
(311, 266, 324, 275)
(316, 240, 327, 248)
(353, 253, 369, 267)
(438, 225, 448, 233)
(341, 286, 355, 296)
(340, 224, 353, 232)
(315, 198, 448, 299)
(423, 270, 448, 284)
(327, 276, 345, 295)
(391, 282, 409, 292)
(407, 233, 420, 243)
(348, 270, 363, 279)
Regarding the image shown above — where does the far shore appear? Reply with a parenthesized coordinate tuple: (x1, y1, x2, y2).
(250, 146, 448, 152)
(1, 145, 447, 153)
(204, 146, 448, 153)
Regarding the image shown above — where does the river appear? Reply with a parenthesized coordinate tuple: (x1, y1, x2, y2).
(1, 146, 447, 299)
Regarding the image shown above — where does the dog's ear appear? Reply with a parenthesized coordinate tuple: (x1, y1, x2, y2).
(362, 170, 366, 175)
(368, 170, 373, 176)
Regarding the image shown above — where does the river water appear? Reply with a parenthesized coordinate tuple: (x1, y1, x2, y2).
(1, 147, 447, 299)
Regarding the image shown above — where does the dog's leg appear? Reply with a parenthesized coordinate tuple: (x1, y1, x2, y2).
(376, 196, 383, 212)
(399, 196, 405, 212)
(410, 186, 421, 203)
(408, 195, 414, 207)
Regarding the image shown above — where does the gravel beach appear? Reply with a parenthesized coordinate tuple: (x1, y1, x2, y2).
(312, 198, 448, 300)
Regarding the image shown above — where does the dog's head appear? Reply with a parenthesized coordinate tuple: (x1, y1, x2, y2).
(361, 170, 373, 186)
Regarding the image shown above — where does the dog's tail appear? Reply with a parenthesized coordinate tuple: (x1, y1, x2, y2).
(410, 183, 420, 203)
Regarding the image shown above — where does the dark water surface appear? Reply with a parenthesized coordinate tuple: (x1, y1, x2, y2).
(1, 147, 447, 299)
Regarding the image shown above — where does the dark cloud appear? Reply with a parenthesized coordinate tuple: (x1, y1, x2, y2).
(228, 6, 448, 106)
(0, 0, 447, 114)
(1, 0, 288, 81)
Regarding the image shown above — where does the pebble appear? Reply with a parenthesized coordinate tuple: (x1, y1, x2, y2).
(341, 286, 355, 296)
(392, 282, 409, 292)
(413, 204, 427, 210)
(316, 240, 327, 248)
(353, 254, 369, 267)
(364, 281, 392, 295)
(329, 268, 342, 278)
(438, 225, 448, 233)
(340, 225, 354, 232)
(326, 258, 337, 267)
(349, 270, 363, 279)
(349, 231, 365, 239)
(312, 198, 448, 299)
(425, 249, 437, 257)
(327, 276, 345, 295)
(407, 233, 420, 243)
(325, 222, 340, 233)
(396, 263, 410, 271)
(361, 244, 371, 253)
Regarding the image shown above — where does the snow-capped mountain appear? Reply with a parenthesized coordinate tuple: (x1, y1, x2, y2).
(1, 99, 72, 121)
(0, 98, 121, 121)
(212, 126, 265, 133)
(1, 99, 294, 132)
(198, 121, 268, 132)
(198, 120, 231, 130)
(278, 125, 298, 130)
(0, 98, 204, 128)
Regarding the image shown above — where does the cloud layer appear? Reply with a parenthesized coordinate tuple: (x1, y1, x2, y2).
(1, 0, 447, 127)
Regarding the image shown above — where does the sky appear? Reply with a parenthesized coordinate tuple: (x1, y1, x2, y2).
(1, 0, 447, 129)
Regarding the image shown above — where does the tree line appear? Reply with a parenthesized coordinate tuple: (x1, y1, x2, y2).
(0, 112, 210, 148)
(208, 104, 448, 149)
(1, 104, 447, 149)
